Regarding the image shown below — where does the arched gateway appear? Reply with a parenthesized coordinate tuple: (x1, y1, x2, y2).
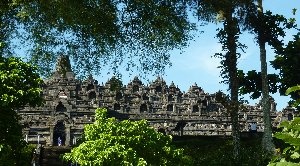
(53, 121, 66, 146)
(49, 113, 71, 146)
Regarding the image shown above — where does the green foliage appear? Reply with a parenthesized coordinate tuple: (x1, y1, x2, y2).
(271, 33, 300, 102)
(269, 118, 300, 165)
(0, 56, 43, 109)
(1, 0, 194, 77)
(238, 10, 296, 99)
(63, 108, 190, 166)
(0, 143, 35, 166)
(0, 56, 42, 165)
(269, 86, 300, 165)
(285, 85, 300, 107)
(238, 70, 279, 99)
(175, 137, 271, 166)
(194, 0, 255, 161)
(286, 85, 300, 96)
(246, 10, 295, 50)
(109, 76, 123, 92)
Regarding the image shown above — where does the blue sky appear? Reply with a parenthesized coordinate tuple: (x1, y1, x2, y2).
(96, 0, 300, 111)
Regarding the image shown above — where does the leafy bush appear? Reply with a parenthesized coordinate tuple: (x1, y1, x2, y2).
(0, 143, 35, 166)
(63, 108, 191, 166)
(269, 118, 300, 165)
(268, 85, 300, 166)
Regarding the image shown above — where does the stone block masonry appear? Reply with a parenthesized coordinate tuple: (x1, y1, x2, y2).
(17, 56, 297, 147)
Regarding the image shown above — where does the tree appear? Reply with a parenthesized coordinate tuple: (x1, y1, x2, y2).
(214, 11, 242, 162)
(256, 0, 275, 155)
(191, 0, 293, 159)
(0, 56, 43, 165)
(63, 108, 191, 166)
(0, 0, 194, 78)
(188, 0, 256, 161)
(271, 33, 300, 103)
(239, 3, 296, 154)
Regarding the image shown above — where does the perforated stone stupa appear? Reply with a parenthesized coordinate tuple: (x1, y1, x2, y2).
(17, 55, 297, 146)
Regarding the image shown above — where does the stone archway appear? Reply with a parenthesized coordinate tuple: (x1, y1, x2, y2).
(155, 85, 162, 93)
(140, 103, 148, 113)
(133, 85, 139, 93)
(168, 94, 173, 102)
(167, 104, 173, 112)
(88, 91, 96, 100)
(56, 102, 66, 112)
(53, 121, 66, 146)
(288, 113, 293, 121)
(114, 103, 121, 111)
(193, 105, 199, 113)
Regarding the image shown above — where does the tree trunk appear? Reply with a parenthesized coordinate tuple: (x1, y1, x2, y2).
(0, 14, 4, 56)
(225, 11, 241, 163)
(258, 0, 274, 155)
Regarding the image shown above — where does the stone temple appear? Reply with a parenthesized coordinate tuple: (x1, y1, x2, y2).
(17, 56, 296, 147)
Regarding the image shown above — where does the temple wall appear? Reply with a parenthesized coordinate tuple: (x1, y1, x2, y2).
(18, 60, 297, 146)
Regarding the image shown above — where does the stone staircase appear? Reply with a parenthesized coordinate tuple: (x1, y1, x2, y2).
(40, 146, 71, 166)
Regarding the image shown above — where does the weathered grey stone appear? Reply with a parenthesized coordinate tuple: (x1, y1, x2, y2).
(17, 56, 298, 147)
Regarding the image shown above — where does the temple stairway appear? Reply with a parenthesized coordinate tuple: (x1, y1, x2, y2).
(40, 146, 71, 166)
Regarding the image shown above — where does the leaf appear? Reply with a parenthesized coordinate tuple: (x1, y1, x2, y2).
(285, 86, 300, 95)
(291, 152, 300, 159)
(283, 147, 291, 154)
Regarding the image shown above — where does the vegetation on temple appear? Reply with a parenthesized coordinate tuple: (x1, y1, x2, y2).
(63, 108, 191, 166)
